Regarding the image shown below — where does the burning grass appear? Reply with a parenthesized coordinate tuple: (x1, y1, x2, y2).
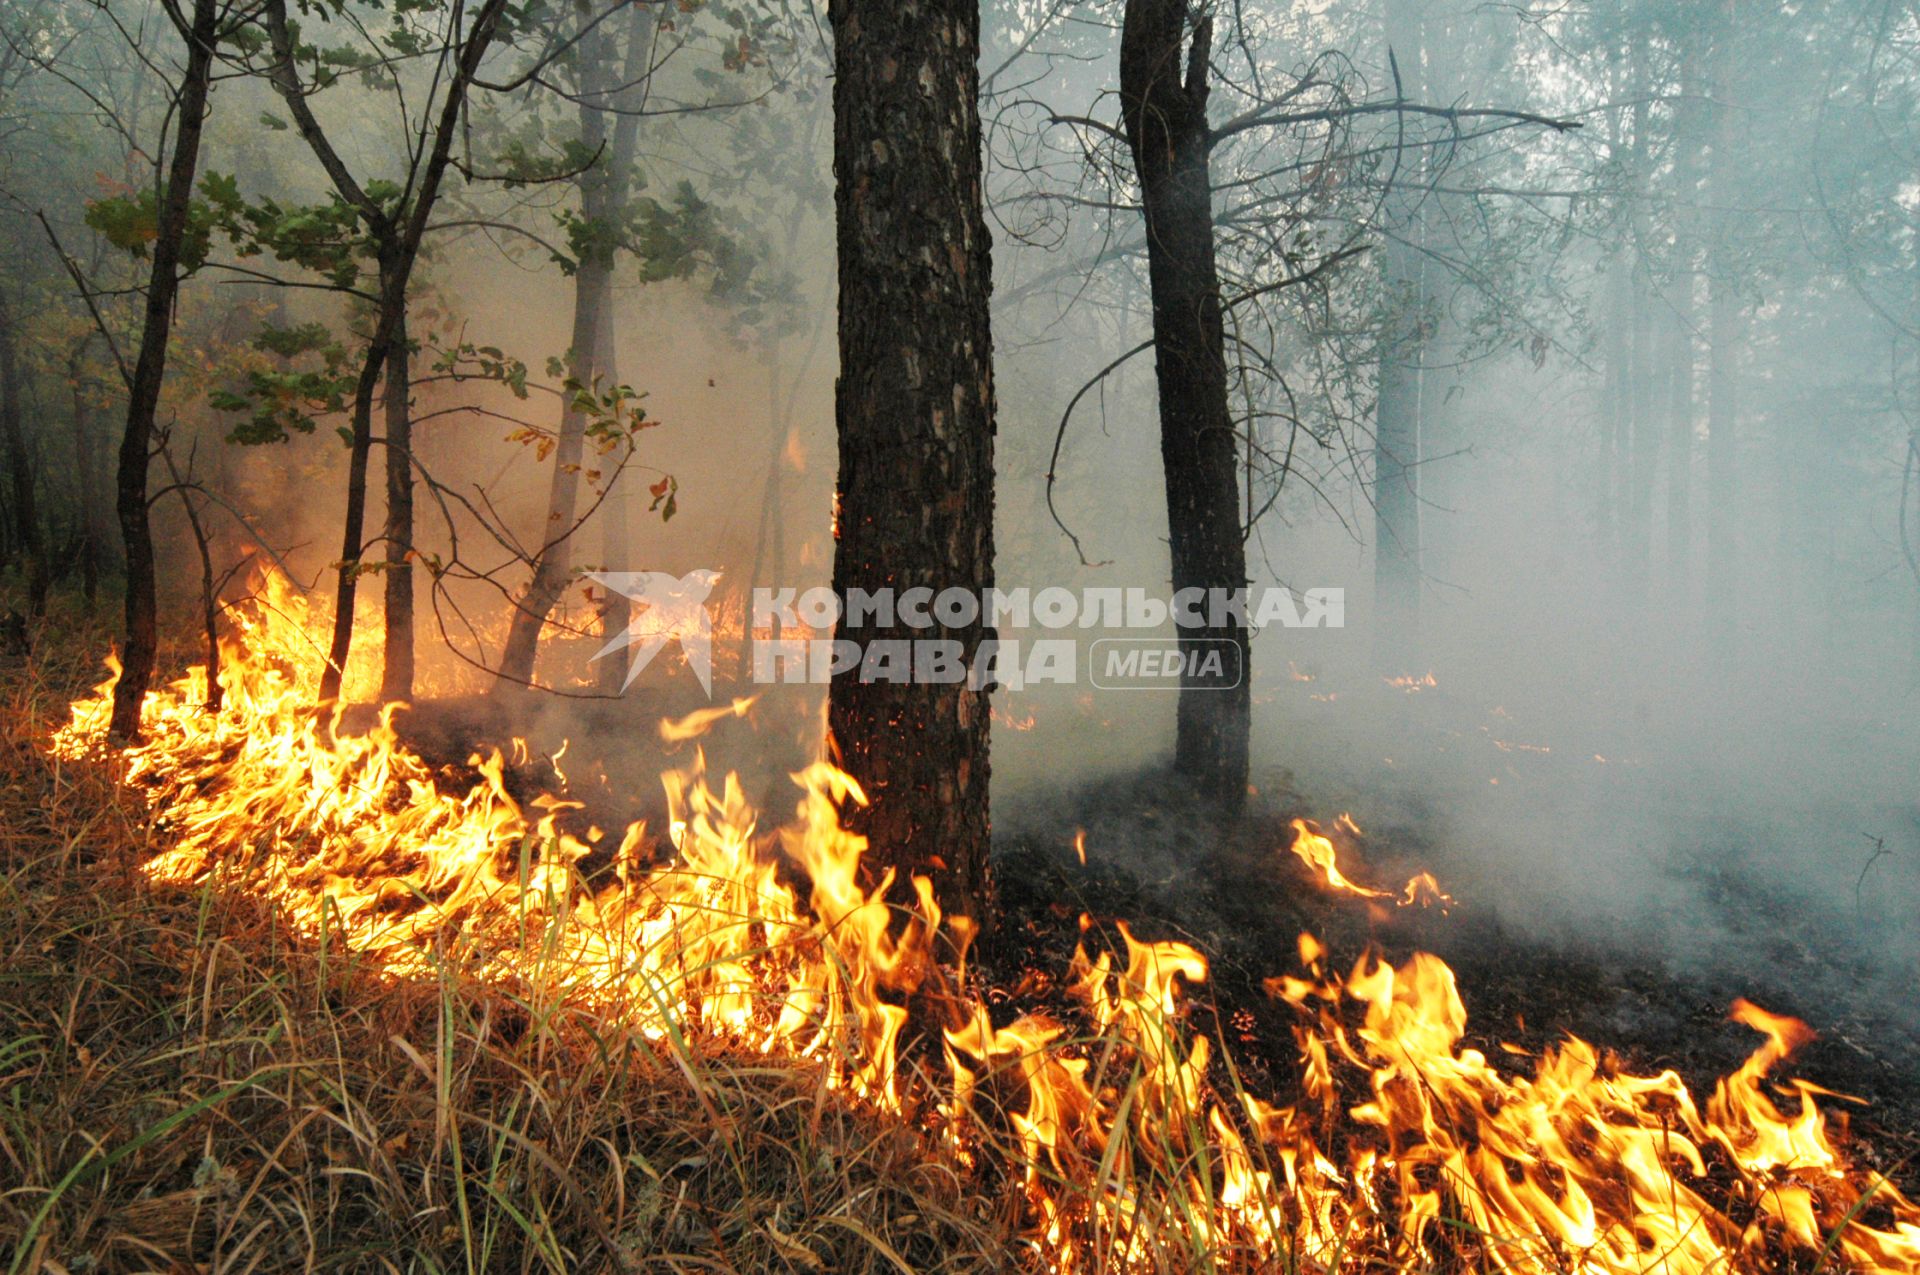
(10, 578, 1920, 1273)
(0, 626, 1012, 1273)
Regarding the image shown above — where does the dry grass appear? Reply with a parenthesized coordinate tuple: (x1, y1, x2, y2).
(0, 617, 1017, 1275)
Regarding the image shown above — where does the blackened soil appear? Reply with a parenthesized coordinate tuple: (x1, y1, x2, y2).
(981, 768, 1920, 1193)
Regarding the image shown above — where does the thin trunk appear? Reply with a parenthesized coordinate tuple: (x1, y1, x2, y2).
(1119, 0, 1250, 807)
(109, 0, 218, 740)
(595, 315, 631, 695)
(1374, 0, 1424, 672)
(161, 446, 222, 711)
(1665, 302, 1694, 585)
(1625, 33, 1656, 602)
(501, 7, 653, 691)
(1666, 53, 1702, 589)
(828, 0, 997, 921)
(497, 260, 607, 686)
(318, 266, 395, 706)
(380, 312, 414, 702)
(71, 352, 103, 610)
(1705, 0, 1741, 656)
(275, 0, 507, 708)
(0, 300, 43, 616)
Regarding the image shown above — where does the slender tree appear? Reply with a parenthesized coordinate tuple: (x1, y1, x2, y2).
(259, 0, 509, 708)
(1118, 0, 1250, 807)
(497, 1, 654, 691)
(828, 0, 997, 920)
(108, 0, 222, 740)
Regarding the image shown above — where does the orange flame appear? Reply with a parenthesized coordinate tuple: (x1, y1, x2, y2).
(50, 569, 1920, 1272)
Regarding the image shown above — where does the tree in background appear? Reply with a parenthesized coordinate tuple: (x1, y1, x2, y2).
(106, 0, 231, 739)
(1117, 0, 1250, 807)
(251, 0, 510, 708)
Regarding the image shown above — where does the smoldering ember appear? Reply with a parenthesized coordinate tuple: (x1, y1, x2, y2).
(3, 1, 1920, 1272)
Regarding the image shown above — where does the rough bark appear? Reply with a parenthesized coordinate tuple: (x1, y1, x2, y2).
(379, 312, 414, 703)
(1119, 0, 1251, 807)
(1373, 0, 1424, 673)
(828, 0, 997, 921)
(109, 0, 218, 740)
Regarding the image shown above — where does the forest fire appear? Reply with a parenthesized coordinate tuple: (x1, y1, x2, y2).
(1287, 816, 1456, 911)
(47, 577, 1920, 1273)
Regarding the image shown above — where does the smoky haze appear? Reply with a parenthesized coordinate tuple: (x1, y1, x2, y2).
(2, 1, 1916, 1017)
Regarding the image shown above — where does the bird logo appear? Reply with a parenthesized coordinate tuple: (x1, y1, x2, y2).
(587, 569, 722, 695)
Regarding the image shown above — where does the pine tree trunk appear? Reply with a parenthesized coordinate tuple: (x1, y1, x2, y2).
(1119, 0, 1250, 807)
(828, 0, 997, 921)
(380, 312, 415, 703)
(1666, 51, 1702, 590)
(109, 0, 218, 740)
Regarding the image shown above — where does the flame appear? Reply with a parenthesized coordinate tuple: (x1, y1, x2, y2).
(1385, 671, 1438, 692)
(49, 568, 1920, 1272)
(1287, 816, 1454, 911)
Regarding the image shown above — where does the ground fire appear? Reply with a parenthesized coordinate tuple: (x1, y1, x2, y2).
(43, 577, 1920, 1272)
(8, 0, 1920, 1269)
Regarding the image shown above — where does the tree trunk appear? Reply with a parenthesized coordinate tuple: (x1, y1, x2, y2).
(1119, 0, 1250, 807)
(0, 298, 44, 617)
(317, 266, 397, 707)
(380, 311, 414, 703)
(290, 0, 506, 709)
(499, 5, 651, 691)
(828, 0, 997, 921)
(1666, 52, 1702, 590)
(1625, 33, 1657, 603)
(71, 348, 103, 610)
(109, 0, 218, 741)
(496, 257, 607, 687)
(1373, 0, 1425, 674)
(594, 316, 631, 695)
(1705, 0, 1741, 656)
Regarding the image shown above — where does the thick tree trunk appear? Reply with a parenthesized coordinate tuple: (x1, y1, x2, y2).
(380, 312, 414, 703)
(828, 0, 997, 921)
(1119, 0, 1250, 807)
(1373, 0, 1424, 674)
(109, 0, 218, 740)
